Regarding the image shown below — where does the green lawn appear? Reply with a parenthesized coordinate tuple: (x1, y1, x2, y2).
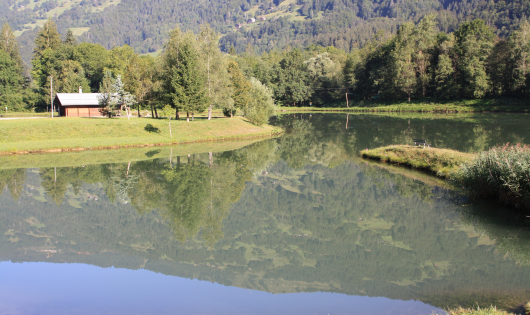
(0, 116, 282, 154)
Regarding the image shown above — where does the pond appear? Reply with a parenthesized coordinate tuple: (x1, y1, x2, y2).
(1, 113, 530, 315)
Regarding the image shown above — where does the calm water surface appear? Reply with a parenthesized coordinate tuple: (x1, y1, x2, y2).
(1, 113, 530, 315)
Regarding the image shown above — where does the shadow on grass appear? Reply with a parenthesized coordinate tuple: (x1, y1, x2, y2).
(144, 124, 160, 133)
(145, 149, 161, 158)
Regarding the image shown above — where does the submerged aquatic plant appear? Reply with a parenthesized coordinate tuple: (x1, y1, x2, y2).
(454, 143, 530, 211)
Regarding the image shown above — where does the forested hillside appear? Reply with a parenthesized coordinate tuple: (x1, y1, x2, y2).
(1, 0, 529, 65)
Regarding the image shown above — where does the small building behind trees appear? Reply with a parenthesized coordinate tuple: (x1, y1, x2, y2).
(54, 90, 104, 117)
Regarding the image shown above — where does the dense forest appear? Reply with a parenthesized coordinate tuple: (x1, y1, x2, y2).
(1, 126, 530, 309)
(1, 16, 529, 116)
(2, 0, 530, 63)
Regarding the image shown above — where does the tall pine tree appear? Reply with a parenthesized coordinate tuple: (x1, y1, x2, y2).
(33, 19, 62, 58)
(162, 27, 208, 122)
(0, 23, 24, 74)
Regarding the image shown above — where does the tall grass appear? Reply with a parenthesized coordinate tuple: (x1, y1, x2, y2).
(447, 306, 511, 315)
(454, 143, 530, 211)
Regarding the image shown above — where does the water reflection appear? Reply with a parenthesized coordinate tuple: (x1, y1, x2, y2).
(1, 113, 530, 313)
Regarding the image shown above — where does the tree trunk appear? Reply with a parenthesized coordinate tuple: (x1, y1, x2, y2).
(169, 120, 172, 138)
(192, 112, 194, 121)
(208, 104, 212, 120)
(138, 104, 140, 117)
(175, 108, 179, 120)
(154, 107, 158, 118)
(187, 111, 190, 122)
(230, 109, 233, 118)
(408, 93, 411, 103)
(150, 104, 154, 118)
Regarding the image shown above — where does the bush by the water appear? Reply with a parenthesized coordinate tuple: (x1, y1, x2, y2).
(455, 143, 530, 211)
(244, 78, 276, 126)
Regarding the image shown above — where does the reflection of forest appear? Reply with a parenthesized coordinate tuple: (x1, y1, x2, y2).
(273, 113, 530, 154)
(1, 114, 530, 310)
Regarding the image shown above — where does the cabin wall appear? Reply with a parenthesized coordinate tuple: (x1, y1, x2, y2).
(63, 106, 104, 117)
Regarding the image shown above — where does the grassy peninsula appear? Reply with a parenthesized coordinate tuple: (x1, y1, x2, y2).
(361, 144, 530, 211)
(0, 117, 282, 155)
(361, 145, 474, 178)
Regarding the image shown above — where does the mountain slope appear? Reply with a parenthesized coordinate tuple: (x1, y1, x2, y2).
(2, 0, 530, 65)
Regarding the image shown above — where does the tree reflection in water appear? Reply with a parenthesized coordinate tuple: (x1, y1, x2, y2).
(1, 113, 530, 310)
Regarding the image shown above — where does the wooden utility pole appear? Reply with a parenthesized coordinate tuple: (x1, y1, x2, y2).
(50, 76, 54, 118)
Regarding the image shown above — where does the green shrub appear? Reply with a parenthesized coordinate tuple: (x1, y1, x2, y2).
(222, 108, 236, 117)
(244, 78, 276, 125)
(454, 143, 530, 210)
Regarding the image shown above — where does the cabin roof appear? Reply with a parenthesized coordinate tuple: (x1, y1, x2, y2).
(55, 93, 103, 106)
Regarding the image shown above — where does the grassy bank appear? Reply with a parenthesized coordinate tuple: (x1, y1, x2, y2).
(0, 116, 282, 155)
(360, 145, 474, 178)
(279, 98, 529, 113)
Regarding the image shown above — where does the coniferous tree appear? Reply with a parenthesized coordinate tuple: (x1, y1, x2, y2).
(63, 29, 78, 46)
(0, 50, 25, 110)
(98, 70, 117, 117)
(33, 19, 62, 59)
(162, 27, 208, 122)
(111, 75, 136, 119)
(0, 23, 24, 74)
(227, 60, 251, 117)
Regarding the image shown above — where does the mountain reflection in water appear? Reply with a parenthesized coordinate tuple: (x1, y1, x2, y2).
(1, 113, 530, 314)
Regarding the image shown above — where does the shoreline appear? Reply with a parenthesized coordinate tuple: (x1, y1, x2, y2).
(0, 117, 283, 156)
(0, 130, 283, 156)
